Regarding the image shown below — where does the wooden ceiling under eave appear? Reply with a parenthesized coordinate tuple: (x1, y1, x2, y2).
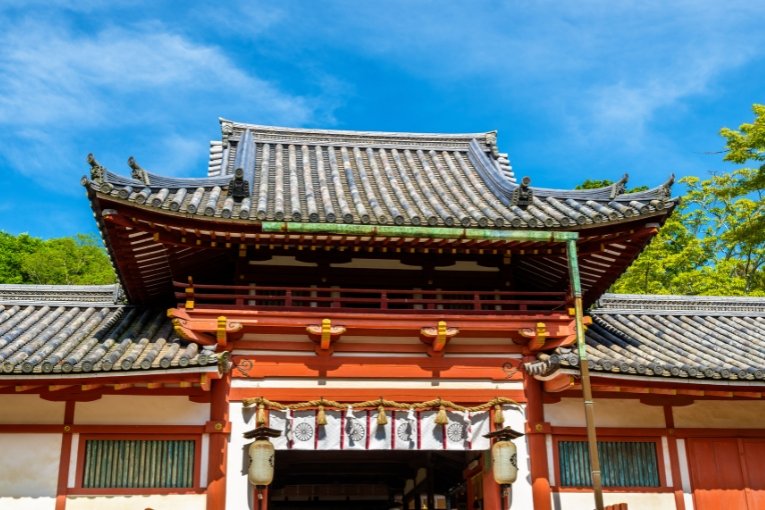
(89, 193, 672, 306)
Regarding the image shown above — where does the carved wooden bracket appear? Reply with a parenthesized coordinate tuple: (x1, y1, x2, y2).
(420, 321, 459, 355)
(306, 319, 346, 352)
(168, 309, 243, 348)
(543, 373, 576, 393)
(519, 322, 550, 351)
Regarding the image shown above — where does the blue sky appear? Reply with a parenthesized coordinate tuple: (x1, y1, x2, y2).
(1, 1, 764, 238)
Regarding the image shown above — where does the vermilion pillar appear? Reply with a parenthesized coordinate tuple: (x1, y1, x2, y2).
(207, 374, 231, 510)
(523, 362, 552, 510)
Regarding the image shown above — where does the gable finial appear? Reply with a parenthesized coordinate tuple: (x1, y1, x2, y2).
(87, 153, 106, 183)
(128, 156, 151, 185)
(610, 173, 629, 199)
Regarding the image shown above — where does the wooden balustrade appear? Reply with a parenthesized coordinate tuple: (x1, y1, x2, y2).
(174, 281, 568, 314)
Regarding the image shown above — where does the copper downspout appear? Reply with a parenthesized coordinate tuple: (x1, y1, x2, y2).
(566, 239, 604, 510)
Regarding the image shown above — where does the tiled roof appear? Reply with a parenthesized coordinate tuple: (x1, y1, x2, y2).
(526, 293, 765, 382)
(0, 284, 219, 377)
(83, 119, 675, 230)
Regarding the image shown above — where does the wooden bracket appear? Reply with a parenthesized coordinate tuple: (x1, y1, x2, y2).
(307, 319, 346, 353)
(167, 308, 244, 347)
(519, 322, 550, 351)
(420, 321, 459, 355)
(543, 373, 576, 393)
(185, 276, 194, 310)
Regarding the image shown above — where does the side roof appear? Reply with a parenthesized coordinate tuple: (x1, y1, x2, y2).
(526, 293, 765, 383)
(84, 119, 675, 230)
(0, 284, 219, 378)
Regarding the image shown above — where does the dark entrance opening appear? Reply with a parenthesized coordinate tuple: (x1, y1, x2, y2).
(269, 449, 480, 510)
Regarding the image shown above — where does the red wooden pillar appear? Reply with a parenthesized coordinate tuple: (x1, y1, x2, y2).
(523, 361, 552, 510)
(55, 400, 76, 510)
(663, 406, 686, 510)
(482, 452, 502, 509)
(207, 374, 231, 510)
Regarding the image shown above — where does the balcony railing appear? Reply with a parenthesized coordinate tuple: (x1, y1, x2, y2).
(174, 281, 568, 314)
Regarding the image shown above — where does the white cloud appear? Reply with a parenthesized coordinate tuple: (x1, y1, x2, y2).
(0, 16, 323, 190)
(256, 0, 765, 143)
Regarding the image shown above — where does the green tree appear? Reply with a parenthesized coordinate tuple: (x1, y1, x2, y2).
(610, 104, 765, 295)
(0, 232, 115, 285)
(0, 232, 43, 283)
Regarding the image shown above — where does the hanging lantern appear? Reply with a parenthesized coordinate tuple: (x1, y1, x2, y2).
(244, 426, 281, 487)
(484, 427, 524, 486)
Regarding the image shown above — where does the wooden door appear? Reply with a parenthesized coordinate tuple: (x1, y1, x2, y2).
(687, 438, 765, 510)
(741, 440, 765, 510)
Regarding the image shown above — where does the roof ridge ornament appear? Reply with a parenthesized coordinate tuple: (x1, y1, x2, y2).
(610, 173, 629, 199)
(220, 118, 234, 148)
(485, 131, 500, 158)
(228, 167, 250, 202)
(660, 173, 675, 199)
(87, 153, 106, 183)
(127, 156, 151, 185)
(511, 176, 533, 209)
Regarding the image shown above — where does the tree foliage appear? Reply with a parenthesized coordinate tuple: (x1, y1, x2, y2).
(0, 232, 115, 285)
(611, 104, 765, 296)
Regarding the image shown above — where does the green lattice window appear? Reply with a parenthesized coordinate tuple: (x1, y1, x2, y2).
(82, 438, 196, 489)
(558, 440, 661, 487)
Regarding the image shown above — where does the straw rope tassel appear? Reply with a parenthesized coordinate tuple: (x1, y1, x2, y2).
(435, 404, 449, 425)
(494, 404, 504, 427)
(316, 404, 327, 426)
(377, 405, 388, 425)
(256, 403, 267, 426)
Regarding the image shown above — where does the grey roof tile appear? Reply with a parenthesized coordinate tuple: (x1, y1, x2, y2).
(527, 293, 765, 382)
(84, 120, 675, 230)
(0, 285, 219, 377)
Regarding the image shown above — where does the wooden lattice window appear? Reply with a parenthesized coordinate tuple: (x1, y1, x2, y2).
(557, 439, 661, 488)
(81, 437, 197, 489)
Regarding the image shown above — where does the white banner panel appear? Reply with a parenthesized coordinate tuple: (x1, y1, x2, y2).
(342, 408, 368, 450)
(316, 410, 342, 450)
(392, 409, 417, 450)
(269, 410, 289, 450)
(445, 411, 470, 451)
(268, 409, 491, 450)
(290, 410, 316, 450)
(419, 411, 444, 450)
(369, 409, 393, 450)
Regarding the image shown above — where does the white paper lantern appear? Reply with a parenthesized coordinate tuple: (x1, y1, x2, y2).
(248, 439, 275, 486)
(491, 440, 518, 485)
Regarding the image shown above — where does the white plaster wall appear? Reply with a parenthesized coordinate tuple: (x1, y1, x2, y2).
(74, 395, 209, 425)
(0, 497, 56, 510)
(544, 398, 665, 428)
(0, 394, 65, 424)
(552, 491, 675, 509)
(67, 494, 206, 510)
(226, 401, 255, 510)
(0, 433, 61, 504)
(673, 400, 765, 429)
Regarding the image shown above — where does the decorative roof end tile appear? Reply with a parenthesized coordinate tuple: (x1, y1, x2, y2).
(128, 156, 151, 185)
(87, 153, 106, 184)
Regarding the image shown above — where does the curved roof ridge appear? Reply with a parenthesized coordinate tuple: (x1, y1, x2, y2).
(97, 168, 231, 190)
(220, 117, 494, 142)
(615, 174, 675, 201)
(0, 283, 122, 305)
(594, 292, 765, 316)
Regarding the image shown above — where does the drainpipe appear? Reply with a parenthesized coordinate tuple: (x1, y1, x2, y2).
(566, 239, 604, 510)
